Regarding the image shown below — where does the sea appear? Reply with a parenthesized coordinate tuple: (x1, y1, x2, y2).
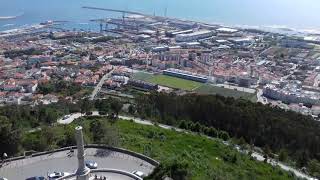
(1, 0, 320, 34)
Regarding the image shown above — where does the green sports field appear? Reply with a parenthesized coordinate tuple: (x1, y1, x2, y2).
(133, 72, 203, 91)
(132, 72, 257, 101)
(132, 72, 155, 81)
(195, 84, 257, 102)
(147, 75, 204, 91)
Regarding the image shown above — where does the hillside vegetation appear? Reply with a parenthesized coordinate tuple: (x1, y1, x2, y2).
(23, 118, 299, 180)
(136, 92, 320, 177)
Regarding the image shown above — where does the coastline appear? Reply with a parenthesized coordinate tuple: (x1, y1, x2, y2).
(1, 14, 320, 38)
(186, 18, 320, 36)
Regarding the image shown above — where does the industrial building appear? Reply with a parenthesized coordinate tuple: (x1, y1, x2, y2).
(216, 27, 238, 33)
(166, 29, 193, 37)
(163, 68, 208, 83)
(175, 30, 215, 42)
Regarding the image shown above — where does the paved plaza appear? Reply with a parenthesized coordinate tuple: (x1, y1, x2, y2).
(0, 148, 155, 180)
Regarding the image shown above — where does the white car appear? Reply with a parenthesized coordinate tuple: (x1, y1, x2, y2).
(0, 178, 8, 180)
(85, 160, 98, 169)
(62, 115, 71, 120)
(132, 171, 145, 178)
(48, 172, 70, 179)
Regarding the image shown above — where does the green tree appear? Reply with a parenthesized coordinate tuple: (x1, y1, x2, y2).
(128, 104, 135, 115)
(110, 98, 123, 116)
(189, 122, 201, 132)
(0, 116, 21, 156)
(80, 98, 94, 114)
(308, 159, 320, 178)
(22, 132, 48, 152)
(90, 120, 105, 143)
(263, 145, 273, 158)
(231, 153, 238, 164)
(279, 149, 288, 162)
(219, 131, 230, 141)
(206, 127, 218, 138)
(238, 137, 247, 150)
(89, 119, 119, 146)
(46, 108, 59, 124)
(178, 120, 188, 130)
(95, 99, 110, 114)
(145, 159, 191, 180)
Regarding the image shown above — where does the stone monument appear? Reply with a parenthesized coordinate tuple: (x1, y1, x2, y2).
(75, 126, 90, 180)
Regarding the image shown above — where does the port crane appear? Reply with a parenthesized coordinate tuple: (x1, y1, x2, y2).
(83, 6, 148, 32)
(82, 6, 166, 20)
(82, 6, 170, 32)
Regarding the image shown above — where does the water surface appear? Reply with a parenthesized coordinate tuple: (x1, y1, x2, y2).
(1, 0, 320, 31)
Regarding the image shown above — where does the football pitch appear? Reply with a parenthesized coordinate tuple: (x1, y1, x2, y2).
(132, 72, 257, 101)
(195, 84, 257, 102)
(148, 75, 203, 91)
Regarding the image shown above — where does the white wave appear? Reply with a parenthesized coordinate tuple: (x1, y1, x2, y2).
(3, 24, 15, 27)
(0, 12, 24, 20)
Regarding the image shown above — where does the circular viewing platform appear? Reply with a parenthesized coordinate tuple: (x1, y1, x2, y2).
(0, 146, 158, 180)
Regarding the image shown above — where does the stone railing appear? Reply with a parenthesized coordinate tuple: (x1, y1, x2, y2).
(91, 168, 143, 180)
(86, 144, 160, 166)
(57, 168, 143, 180)
(2, 144, 159, 172)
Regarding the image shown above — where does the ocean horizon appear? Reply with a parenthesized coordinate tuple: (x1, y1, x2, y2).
(1, 0, 320, 34)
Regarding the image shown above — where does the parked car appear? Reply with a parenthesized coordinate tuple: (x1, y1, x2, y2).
(85, 160, 98, 169)
(26, 176, 46, 180)
(132, 170, 145, 178)
(62, 115, 70, 120)
(48, 172, 70, 180)
(0, 178, 8, 180)
(85, 112, 93, 116)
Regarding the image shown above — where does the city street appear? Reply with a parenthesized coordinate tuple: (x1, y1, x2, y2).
(90, 68, 115, 100)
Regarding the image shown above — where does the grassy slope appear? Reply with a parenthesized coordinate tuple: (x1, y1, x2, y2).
(24, 118, 295, 179)
(115, 120, 294, 180)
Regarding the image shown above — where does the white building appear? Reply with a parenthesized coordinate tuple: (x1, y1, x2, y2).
(216, 27, 238, 33)
(176, 30, 215, 42)
(263, 84, 320, 105)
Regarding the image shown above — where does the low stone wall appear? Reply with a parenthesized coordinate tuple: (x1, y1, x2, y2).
(2, 155, 25, 163)
(31, 146, 76, 158)
(56, 168, 143, 180)
(86, 144, 160, 167)
(91, 168, 143, 180)
(56, 173, 76, 180)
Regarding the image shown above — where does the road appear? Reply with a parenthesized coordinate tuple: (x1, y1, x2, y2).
(256, 88, 268, 105)
(0, 148, 154, 180)
(58, 113, 83, 124)
(90, 68, 114, 100)
(56, 112, 316, 180)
